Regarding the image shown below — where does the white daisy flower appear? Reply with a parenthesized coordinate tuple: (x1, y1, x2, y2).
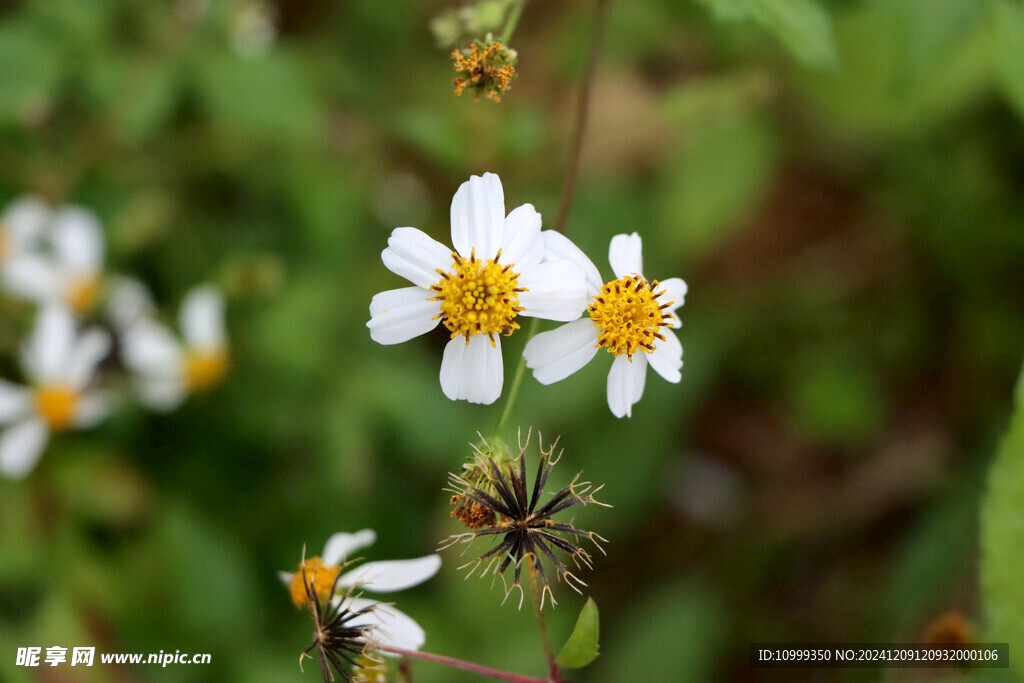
(367, 172, 590, 404)
(122, 285, 228, 411)
(2, 200, 106, 314)
(280, 529, 441, 652)
(523, 232, 687, 418)
(0, 305, 111, 479)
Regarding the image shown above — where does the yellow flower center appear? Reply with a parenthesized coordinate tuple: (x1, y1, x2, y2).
(430, 249, 525, 346)
(290, 556, 341, 608)
(35, 384, 80, 431)
(64, 275, 102, 313)
(184, 348, 229, 391)
(588, 274, 673, 359)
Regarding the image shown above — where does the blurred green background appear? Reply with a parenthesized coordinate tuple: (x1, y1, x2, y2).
(1, 0, 1023, 681)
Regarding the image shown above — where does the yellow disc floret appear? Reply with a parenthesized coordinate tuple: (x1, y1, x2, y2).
(64, 274, 103, 314)
(290, 556, 342, 608)
(184, 347, 229, 391)
(35, 384, 80, 431)
(430, 249, 525, 346)
(588, 275, 673, 359)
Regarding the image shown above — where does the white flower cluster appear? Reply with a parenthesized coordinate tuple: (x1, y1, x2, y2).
(368, 173, 687, 417)
(0, 196, 228, 479)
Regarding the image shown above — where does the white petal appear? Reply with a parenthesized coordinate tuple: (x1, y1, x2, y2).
(647, 330, 683, 384)
(439, 335, 503, 404)
(367, 287, 441, 345)
(277, 570, 295, 586)
(542, 231, 602, 295)
(607, 353, 647, 418)
(517, 260, 590, 321)
(23, 305, 75, 383)
(106, 277, 156, 331)
(52, 207, 104, 273)
(337, 554, 441, 593)
(135, 376, 187, 412)
(2, 255, 62, 302)
(322, 529, 377, 566)
(180, 285, 226, 351)
(123, 320, 184, 376)
(608, 232, 643, 279)
(346, 598, 426, 652)
(1, 196, 50, 247)
(523, 320, 600, 385)
(0, 419, 49, 479)
(658, 277, 687, 315)
(67, 328, 110, 389)
(450, 173, 504, 260)
(380, 227, 453, 289)
(74, 391, 110, 428)
(0, 380, 31, 424)
(500, 204, 544, 271)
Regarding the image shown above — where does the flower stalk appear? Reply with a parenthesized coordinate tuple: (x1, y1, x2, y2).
(500, 0, 527, 45)
(376, 645, 550, 683)
(528, 561, 563, 683)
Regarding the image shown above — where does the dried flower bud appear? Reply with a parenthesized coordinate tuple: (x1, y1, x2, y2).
(452, 38, 518, 103)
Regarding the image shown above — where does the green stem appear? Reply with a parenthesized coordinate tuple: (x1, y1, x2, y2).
(501, 0, 527, 45)
(494, 317, 540, 440)
(528, 562, 562, 682)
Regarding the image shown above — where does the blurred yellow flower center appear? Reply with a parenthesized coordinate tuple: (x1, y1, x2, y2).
(290, 556, 341, 608)
(64, 275, 102, 313)
(430, 249, 525, 345)
(35, 384, 80, 431)
(184, 348, 229, 391)
(588, 275, 672, 359)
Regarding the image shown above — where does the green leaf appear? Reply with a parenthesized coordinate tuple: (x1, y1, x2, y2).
(696, 0, 839, 69)
(555, 597, 600, 668)
(981, 359, 1024, 672)
(990, 0, 1024, 118)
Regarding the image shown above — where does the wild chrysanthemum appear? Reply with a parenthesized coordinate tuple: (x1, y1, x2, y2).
(367, 173, 589, 404)
(452, 39, 517, 102)
(2, 200, 107, 314)
(280, 530, 440, 652)
(0, 305, 110, 478)
(523, 232, 687, 417)
(441, 432, 608, 608)
(121, 285, 229, 411)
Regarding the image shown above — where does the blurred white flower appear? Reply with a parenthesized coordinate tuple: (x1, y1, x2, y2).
(367, 172, 590, 404)
(122, 285, 228, 411)
(280, 529, 441, 652)
(0, 305, 110, 479)
(2, 200, 106, 314)
(0, 196, 48, 278)
(523, 232, 687, 418)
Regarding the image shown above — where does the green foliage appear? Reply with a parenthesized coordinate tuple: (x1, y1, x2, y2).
(981, 361, 1024, 670)
(990, 0, 1024, 118)
(695, 0, 838, 68)
(556, 597, 600, 668)
(658, 114, 776, 262)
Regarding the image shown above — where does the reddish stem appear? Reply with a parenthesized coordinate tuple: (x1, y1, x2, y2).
(376, 644, 551, 683)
